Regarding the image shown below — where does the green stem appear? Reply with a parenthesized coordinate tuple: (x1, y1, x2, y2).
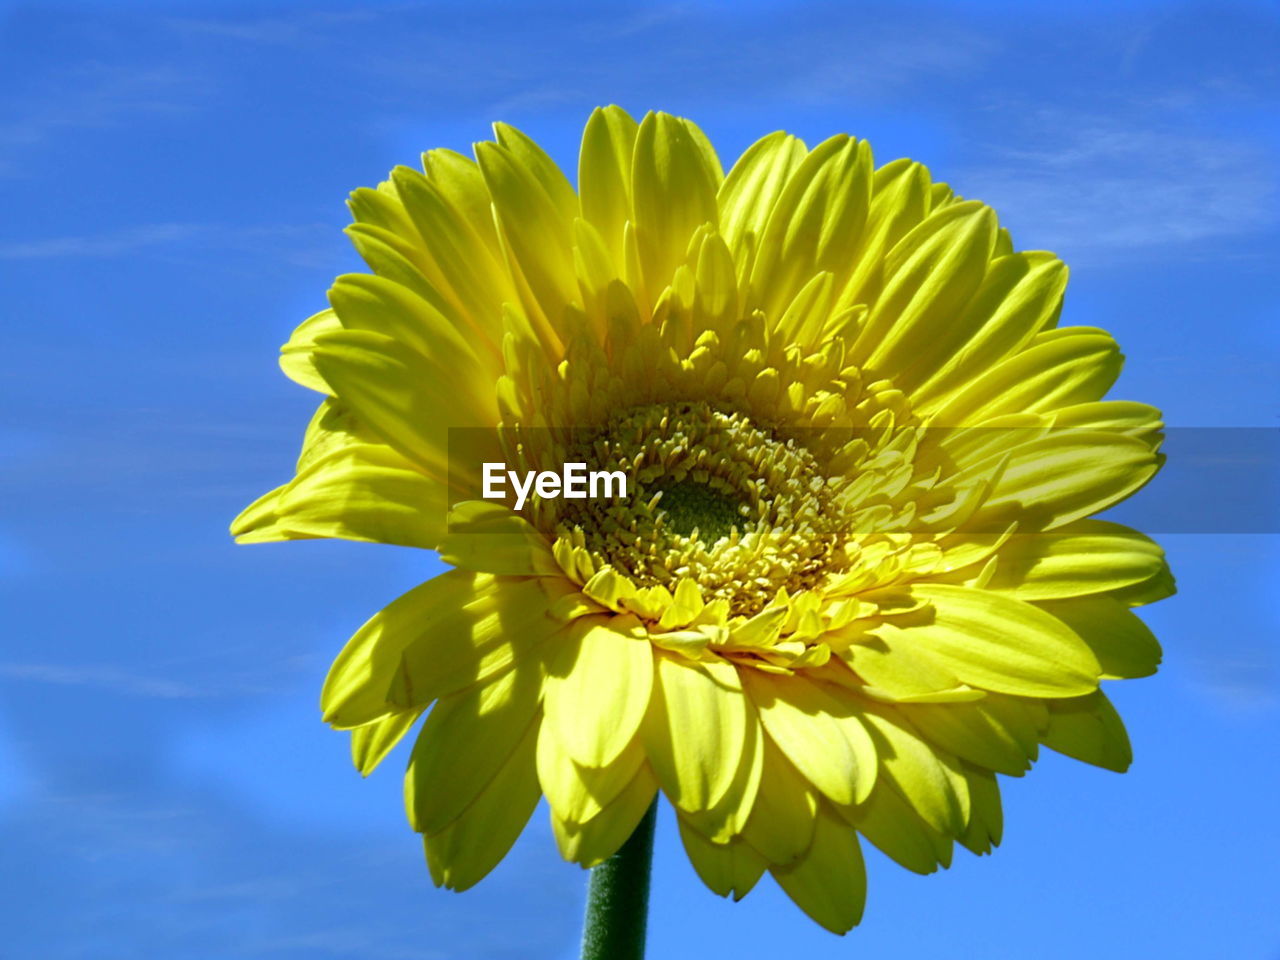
(580, 801, 658, 960)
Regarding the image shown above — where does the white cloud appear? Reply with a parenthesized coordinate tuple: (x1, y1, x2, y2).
(0, 657, 313, 699)
(162, 8, 382, 46)
(0, 62, 204, 176)
(0, 223, 204, 260)
(0, 662, 209, 698)
(0, 221, 340, 269)
(960, 107, 1277, 262)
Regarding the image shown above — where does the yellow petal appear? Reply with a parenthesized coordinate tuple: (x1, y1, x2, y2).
(846, 781, 952, 874)
(740, 739, 817, 866)
(899, 698, 1036, 776)
(1052, 400, 1165, 448)
(551, 763, 658, 868)
(716, 131, 807, 274)
(423, 717, 541, 891)
(631, 112, 721, 299)
(750, 135, 873, 320)
(544, 615, 654, 767)
(437, 501, 560, 577)
(234, 439, 444, 548)
(350, 708, 422, 777)
(835, 157, 931, 309)
(578, 105, 639, 271)
(854, 201, 996, 371)
(771, 803, 866, 934)
(859, 702, 969, 835)
(970, 432, 1160, 531)
(741, 670, 877, 807)
(642, 655, 747, 814)
(836, 638, 979, 703)
(906, 252, 1067, 407)
(538, 730, 645, 827)
(678, 818, 767, 899)
(279, 309, 341, 394)
(321, 572, 555, 729)
(405, 666, 543, 834)
(958, 762, 1004, 854)
(971, 520, 1166, 599)
(1041, 690, 1132, 772)
(879, 583, 1100, 698)
(387, 165, 513, 350)
(347, 180, 417, 241)
(310, 329, 485, 478)
(475, 138, 577, 337)
(1036, 595, 1162, 679)
(326, 272, 478, 377)
(930, 327, 1122, 426)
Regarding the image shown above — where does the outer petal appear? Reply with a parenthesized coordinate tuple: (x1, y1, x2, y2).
(538, 732, 645, 827)
(967, 432, 1160, 531)
(1036, 595, 1163, 679)
(944, 520, 1167, 600)
(543, 615, 654, 768)
(740, 739, 818, 866)
(631, 112, 722, 301)
(904, 251, 1067, 405)
(311, 328, 492, 480)
(279, 308, 341, 394)
(550, 762, 658, 868)
(578, 105, 639, 271)
(930, 327, 1122, 426)
(898, 698, 1037, 776)
(771, 803, 867, 934)
(405, 665, 544, 834)
(859, 702, 970, 835)
(846, 780, 953, 874)
(350, 708, 422, 776)
(437, 501, 560, 577)
(387, 163, 514, 355)
(874, 583, 1101, 698)
(321, 572, 557, 729)
(641, 655, 747, 816)
(836, 639, 982, 704)
(233, 440, 444, 548)
(716, 131, 807, 274)
(958, 762, 1004, 854)
(741, 670, 877, 807)
(678, 818, 768, 900)
(750, 135, 873, 320)
(856, 202, 998, 373)
(1041, 690, 1132, 772)
(423, 717, 541, 891)
(475, 137, 577, 340)
(836, 157, 931, 310)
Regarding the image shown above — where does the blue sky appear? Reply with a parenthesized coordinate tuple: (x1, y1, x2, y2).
(1, 1, 1278, 957)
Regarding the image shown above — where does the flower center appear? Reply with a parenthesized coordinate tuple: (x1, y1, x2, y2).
(648, 477, 744, 541)
(553, 402, 850, 615)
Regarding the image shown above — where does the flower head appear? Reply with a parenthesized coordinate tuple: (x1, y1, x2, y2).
(234, 107, 1171, 933)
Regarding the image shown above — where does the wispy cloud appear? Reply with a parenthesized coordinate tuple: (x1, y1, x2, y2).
(163, 8, 382, 47)
(0, 656, 313, 699)
(0, 662, 209, 698)
(0, 62, 204, 176)
(0, 222, 340, 269)
(960, 104, 1277, 262)
(0, 223, 203, 260)
(779, 24, 996, 102)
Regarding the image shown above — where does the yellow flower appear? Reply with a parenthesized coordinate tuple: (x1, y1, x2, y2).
(233, 107, 1172, 933)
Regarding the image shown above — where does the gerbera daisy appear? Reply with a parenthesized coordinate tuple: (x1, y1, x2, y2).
(233, 106, 1171, 935)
